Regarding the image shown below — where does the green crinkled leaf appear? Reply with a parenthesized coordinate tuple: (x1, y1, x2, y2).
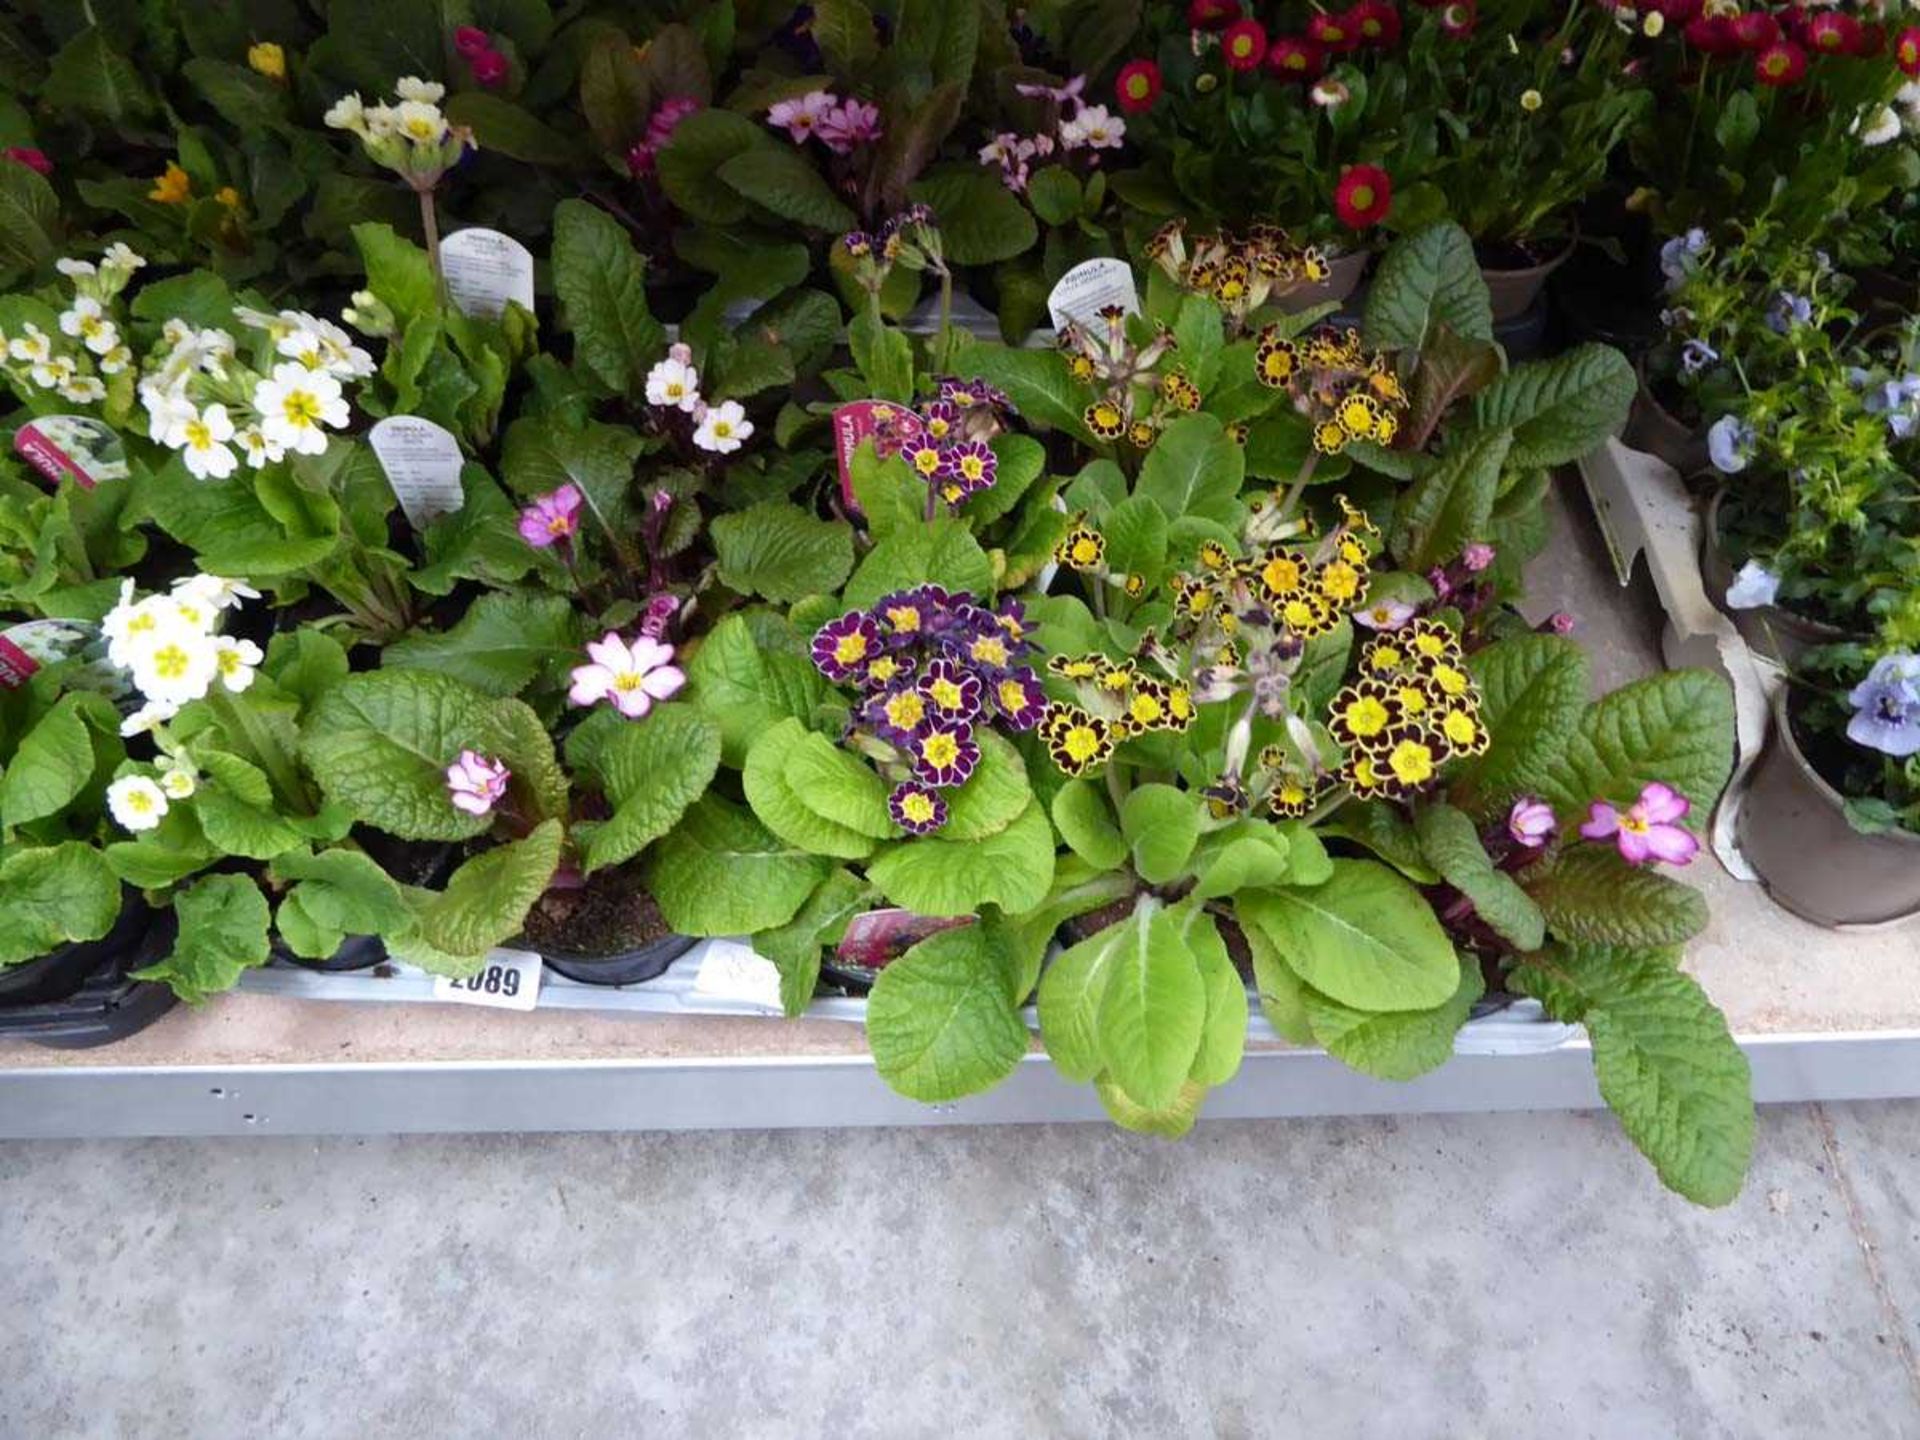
(841, 517, 994, 609)
(710, 501, 855, 604)
(848, 309, 914, 404)
(718, 147, 857, 233)
(1525, 845, 1709, 948)
(646, 794, 831, 935)
(1118, 783, 1200, 887)
(1511, 942, 1753, 1206)
(1102, 495, 1170, 586)
(319, 0, 443, 94)
(865, 799, 1055, 917)
(744, 720, 877, 861)
(753, 868, 870, 1016)
(1363, 221, 1493, 352)
(1180, 903, 1247, 1087)
(1050, 777, 1126, 871)
(1460, 634, 1591, 816)
(0, 843, 121, 968)
(952, 347, 1093, 442)
(1, 694, 94, 829)
(1036, 903, 1130, 1082)
(446, 93, 588, 169)
(1322, 804, 1438, 884)
(268, 848, 412, 956)
(868, 921, 1028, 1102)
(1238, 907, 1315, 1044)
(1095, 902, 1206, 1110)
(145, 463, 341, 578)
(44, 28, 150, 122)
(402, 821, 563, 961)
(381, 591, 582, 698)
(1537, 670, 1735, 831)
(684, 613, 829, 769)
(194, 789, 303, 861)
(962, 433, 1046, 527)
(136, 872, 269, 1003)
(1236, 859, 1459, 1013)
(1414, 803, 1546, 951)
(264, 630, 351, 711)
(907, 166, 1038, 265)
(781, 726, 896, 840)
(552, 198, 665, 399)
(0, 156, 61, 285)
(937, 731, 1032, 841)
(1187, 822, 1292, 902)
(352, 222, 438, 328)
(1473, 344, 1635, 468)
(1389, 425, 1511, 573)
(1136, 414, 1245, 530)
(500, 415, 646, 533)
(581, 707, 723, 873)
(656, 108, 766, 225)
(1305, 952, 1483, 1081)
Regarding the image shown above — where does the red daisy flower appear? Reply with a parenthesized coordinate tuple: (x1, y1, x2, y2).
(1265, 35, 1326, 80)
(1347, 0, 1402, 48)
(1804, 11, 1860, 55)
(1187, 0, 1242, 30)
(1334, 164, 1392, 229)
(1307, 10, 1359, 50)
(1115, 58, 1163, 113)
(1221, 17, 1269, 69)
(1754, 39, 1807, 86)
(1730, 11, 1780, 51)
(1897, 26, 1920, 77)
(1685, 15, 1738, 55)
(1438, 0, 1476, 40)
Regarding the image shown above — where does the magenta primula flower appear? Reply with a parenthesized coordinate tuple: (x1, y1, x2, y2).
(569, 632, 686, 718)
(1507, 796, 1557, 849)
(1579, 782, 1698, 866)
(446, 750, 510, 816)
(769, 89, 836, 144)
(818, 98, 882, 154)
(518, 483, 582, 548)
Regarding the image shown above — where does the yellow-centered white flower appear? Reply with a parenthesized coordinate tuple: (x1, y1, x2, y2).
(252, 361, 349, 456)
(106, 776, 169, 833)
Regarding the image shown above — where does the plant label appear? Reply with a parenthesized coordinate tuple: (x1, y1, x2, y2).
(0, 618, 120, 694)
(439, 227, 536, 321)
(1046, 258, 1140, 334)
(832, 399, 921, 514)
(836, 909, 972, 969)
(13, 415, 129, 489)
(690, 940, 785, 1013)
(368, 415, 466, 528)
(432, 948, 542, 1011)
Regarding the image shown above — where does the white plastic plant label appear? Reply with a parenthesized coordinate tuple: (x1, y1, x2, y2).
(432, 948, 543, 1011)
(1046, 257, 1140, 334)
(439, 227, 536, 321)
(690, 940, 786, 1014)
(13, 415, 130, 488)
(367, 415, 466, 529)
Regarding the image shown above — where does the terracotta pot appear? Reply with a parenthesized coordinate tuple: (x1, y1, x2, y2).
(1621, 364, 1708, 478)
(1701, 489, 1859, 667)
(1737, 689, 1920, 928)
(1273, 249, 1369, 312)
(1480, 242, 1572, 325)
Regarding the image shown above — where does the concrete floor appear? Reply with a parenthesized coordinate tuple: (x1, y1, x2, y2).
(2, 1105, 1918, 1439)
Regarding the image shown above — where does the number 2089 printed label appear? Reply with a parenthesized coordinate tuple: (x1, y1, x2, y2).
(431, 949, 543, 1011)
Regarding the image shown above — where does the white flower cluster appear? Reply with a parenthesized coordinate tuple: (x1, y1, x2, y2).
(105, 758, 199, 834)
(644, 343, 754, 455)
(324, 76, 473, 190)
(102, 573, 263, 739)
(0, 244, 144, 406)
(140, 307, 371, 479)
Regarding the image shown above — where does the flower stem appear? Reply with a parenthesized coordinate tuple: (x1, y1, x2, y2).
(418, 187, 444, 295)
(1278, 452, 1320, 523)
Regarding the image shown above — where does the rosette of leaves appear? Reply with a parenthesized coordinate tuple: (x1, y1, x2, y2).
(1326, 629, 1751, 1206)
(0, 451, 148, 622)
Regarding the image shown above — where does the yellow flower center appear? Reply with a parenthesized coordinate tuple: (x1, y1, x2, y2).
(1263, 556, 1304, 593)
(613, 672, 644, 692)
(1432, 664, 1469, 696)
(869, 657, 899, 683)
(901, 793, 936, 824)
(1063, 726, 1103, 763)
(1388, 739, 1436, 786)
(1072, 538, 1100, 564)
(833, 633, 868, 664)
(929, 678, 964, 709)
(1341, 695, 1390, 738)
(971, 636, 1008, 666)
(151, 644, 190, 680)
(1320, 561, 1361, 600)
(886, 693, 926, 730)
(1442, 710, 1478, 746)
(922, 732, 960, 767)
(1130, 693, 1164, 725)
(886, 607, 921, 633)
(1349, 184, 1375, 211)
(998, 680, 1028, 712)
(282, 390, 322, 427)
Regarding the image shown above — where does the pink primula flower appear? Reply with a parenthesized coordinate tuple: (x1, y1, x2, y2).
(1579, 782, 1698, 866)
(446, 750, 510, 816)
(569, 632, 686, 719)
(517, 483, 582, 548)
(818, 98, 882, 154)
(769, 90, 837, 144)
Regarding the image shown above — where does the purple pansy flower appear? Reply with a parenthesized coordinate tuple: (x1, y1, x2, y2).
(889, 782, 949, 835)
(917, 657, 983, 722)
(517, 483, 582, 548)
(910, 721, 980, 786)
(810, 611, 882, 683)
(1579, 782, 1698, 866)
(1707, 414, 1756, 474)
(1766, 291, 1814, 334)
(989, 667, 1048, 730)
(1507, 797, 1557, 849)
(445, 750, 510, 816)
(1846, 654, 1920, 758)
(1679, 339, 1719, 375)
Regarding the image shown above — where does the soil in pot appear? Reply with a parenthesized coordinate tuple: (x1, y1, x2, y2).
(1737, 688, 1920, 928)
(0, 888, 155, 1009)
(1476, 238, 1572, 325)
(520, 867, 695, 986)
(1702, 487, 1862, 667)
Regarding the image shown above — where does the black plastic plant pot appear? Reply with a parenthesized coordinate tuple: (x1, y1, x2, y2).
(270, 932, 388, 973)
(0, 889, 155, 1009)
(819, 956, 885, 996)
(538, 933, 698, 987)
(0, 905, 179, 1050)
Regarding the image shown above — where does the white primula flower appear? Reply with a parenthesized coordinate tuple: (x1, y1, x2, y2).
(99, 344, 132, 375)
(158, 767, 197, 800)
(176, 404, 239, 480)
(119, 699, 181, 738)
(235, 426, 285, 469)
(8, 324, 51, 364)
(393, 100, 449, 145)
(106, 776, 169, 833)
(691, 400, 753, 454)
(128, 627, 220, 705)
(395, 76, 445, 104)
(276, 312, 375, 379)
(1725, 560, 1781, 611)
(102, 242, 146, 273)
(645, 355, 701, 412)
(59, 297, 118, 355)
(31, 356, 75, 390)
(213, 636, 264, 693)
(56, 258, 98, 279)
(1060, 104, 1124, 150)
(174, 574, 261, 611)
(1856, 105, 1902, 147)
(58, 375, 106, 404)
(324, 92, 368, 133)
(141, 381, 197, 444)
(234, 306, 300, 340)
(252, 362, 349, 456)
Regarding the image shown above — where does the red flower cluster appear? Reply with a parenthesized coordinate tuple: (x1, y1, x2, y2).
(1668, 4, 1905, 87)
(1256, 0, 1405, 82)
